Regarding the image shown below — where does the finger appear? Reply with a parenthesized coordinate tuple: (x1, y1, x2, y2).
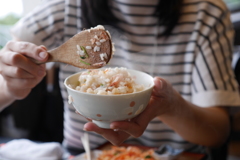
(0, 65, 35, 78)
(110, 101, 159, 138)
(6, 87, 31, 100)
(110, 110, 152, 138)
(84, 122, 129, 146)
(153, 77, 164, 96)
(5, 75, 44, 89)
(5, 41, 48, 62)
(1, 51, 46, 78)
(152, 77, 178, 115)
(153, 77, 172, 94)
(110, 121, 144, 138)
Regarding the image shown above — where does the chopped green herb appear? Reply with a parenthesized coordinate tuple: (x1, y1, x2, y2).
(145, 155, 152, 159)
(80, 46, 89, 58)
(80, 60, 91, 65)
(114, 151, 121, 156)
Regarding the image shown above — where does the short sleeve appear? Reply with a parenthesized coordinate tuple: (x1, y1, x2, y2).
(11, 0, 65, 49)
(191, 1, 240, 107)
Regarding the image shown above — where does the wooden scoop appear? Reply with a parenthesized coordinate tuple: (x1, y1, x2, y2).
(41, 26, 113, 69)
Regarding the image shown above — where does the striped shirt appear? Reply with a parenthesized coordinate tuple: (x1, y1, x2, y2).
(11, 0, 240, 155)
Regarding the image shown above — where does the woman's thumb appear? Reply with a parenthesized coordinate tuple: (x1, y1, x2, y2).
(153, 77, 169, 95)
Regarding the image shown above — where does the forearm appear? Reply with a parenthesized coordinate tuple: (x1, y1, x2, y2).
(158, 90, 230, 147)
(0, 75, 15, 111)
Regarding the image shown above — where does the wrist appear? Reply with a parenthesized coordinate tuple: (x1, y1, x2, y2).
(158, 89, 188, 119)
(0, 75, 15, 109)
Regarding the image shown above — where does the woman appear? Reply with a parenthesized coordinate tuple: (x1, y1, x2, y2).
(0, 0, 239, 158)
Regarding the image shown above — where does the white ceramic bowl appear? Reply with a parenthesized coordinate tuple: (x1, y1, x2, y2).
(64, 69, 154, 129)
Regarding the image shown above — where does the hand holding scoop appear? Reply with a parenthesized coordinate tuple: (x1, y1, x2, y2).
(37, 25, 114, 69)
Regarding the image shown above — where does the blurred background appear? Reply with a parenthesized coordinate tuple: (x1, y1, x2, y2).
(0, 0, 64, 144)
(0, 0, 42, 49)
(0, 0, 239, 160)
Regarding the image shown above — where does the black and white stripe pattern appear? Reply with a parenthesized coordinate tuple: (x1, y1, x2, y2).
(11, 0, 240, 154)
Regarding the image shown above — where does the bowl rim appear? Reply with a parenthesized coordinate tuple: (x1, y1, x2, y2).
(64, 68, 154, 97)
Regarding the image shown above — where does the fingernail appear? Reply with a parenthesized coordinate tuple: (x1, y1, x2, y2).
(110, 124, 117, 130)
(39, 52, 47, 59)
(159, 80, 163, 89)
(40, 45, 47, 51)
(83, 125, 89, 131)
(83, 124, 87, 131)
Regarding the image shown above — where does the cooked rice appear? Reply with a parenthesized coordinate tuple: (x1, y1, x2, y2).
(96, 42, 101, 45)
(72, 67, 145, 95)
(86, 46, 92, 49)
(100, 53, 107, 60)
(94, 46, 100, 52)
(100, 39, 106, 43)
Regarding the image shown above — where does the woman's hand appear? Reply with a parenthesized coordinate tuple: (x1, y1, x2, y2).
(82, 76, 229, 147)
(0, 41, 48, 102)
(83, 77, 177, 145)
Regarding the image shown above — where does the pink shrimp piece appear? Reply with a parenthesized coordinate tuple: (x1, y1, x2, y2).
(110, 74, 124, 87)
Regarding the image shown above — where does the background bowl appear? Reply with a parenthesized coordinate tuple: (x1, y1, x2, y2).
(64, 69, 154, 129)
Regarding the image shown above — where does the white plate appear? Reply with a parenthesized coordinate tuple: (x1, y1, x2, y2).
(71, 150, 172, 160)
(71, 150, 102, 160)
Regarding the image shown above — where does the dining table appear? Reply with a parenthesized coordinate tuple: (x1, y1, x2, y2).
(0, 137, 207, 160)
(68, 142, 207, 160)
